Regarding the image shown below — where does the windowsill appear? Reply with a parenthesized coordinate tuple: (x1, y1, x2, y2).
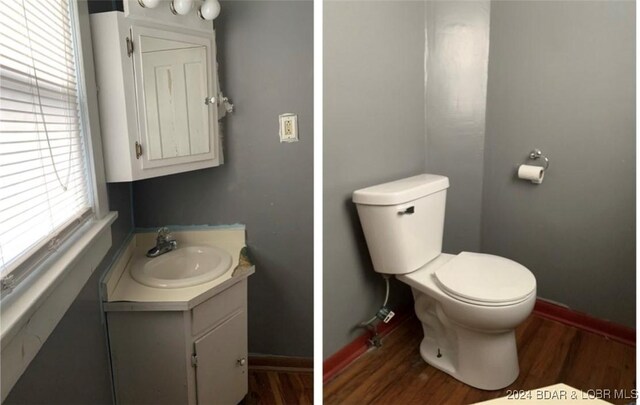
(0, 211, 117, 400)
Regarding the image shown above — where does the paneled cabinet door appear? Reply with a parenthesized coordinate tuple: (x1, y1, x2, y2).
(194, 310, 248, 405)
(131, 25, 217, 171)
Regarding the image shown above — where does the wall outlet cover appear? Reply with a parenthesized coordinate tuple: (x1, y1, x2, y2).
(279, 113, 298, 142)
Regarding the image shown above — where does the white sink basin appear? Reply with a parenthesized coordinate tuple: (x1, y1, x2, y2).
(131, 245, 233, 288)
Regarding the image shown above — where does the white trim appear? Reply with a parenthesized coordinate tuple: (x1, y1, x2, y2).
(0, 212, 117, 401)
(72, 0, 110, 218)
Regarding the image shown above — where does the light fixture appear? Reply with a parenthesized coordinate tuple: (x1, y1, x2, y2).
(199, 0, 221, 20)
(137, 0, 160, 8)
(170, 0, 193, 15)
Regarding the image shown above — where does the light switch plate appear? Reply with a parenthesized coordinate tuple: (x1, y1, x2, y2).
(279, 113, 298, 142)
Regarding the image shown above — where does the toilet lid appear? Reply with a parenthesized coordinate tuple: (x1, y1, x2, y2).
(434, 252, 536, 305)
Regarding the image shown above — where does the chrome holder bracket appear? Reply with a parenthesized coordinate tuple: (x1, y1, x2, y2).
(528, 148, 550, 170)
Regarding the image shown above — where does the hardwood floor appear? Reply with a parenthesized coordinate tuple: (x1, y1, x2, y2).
(246, 370, 313, 405)
(324, 315, 636, 405)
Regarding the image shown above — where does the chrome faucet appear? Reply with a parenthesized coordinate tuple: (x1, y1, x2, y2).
(146, 227, 178, 258)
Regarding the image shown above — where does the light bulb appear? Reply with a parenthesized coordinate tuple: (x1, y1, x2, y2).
(199, 0, 221, 20)
(138, 0, 160, 7)
(171, 0, 193, 15)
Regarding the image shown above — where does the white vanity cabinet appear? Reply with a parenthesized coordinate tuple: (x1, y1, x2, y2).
(106, 280, 248, 405)
(90, 12, 221, 182)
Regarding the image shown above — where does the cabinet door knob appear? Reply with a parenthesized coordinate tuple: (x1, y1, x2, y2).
(204, 96, 216, 105)
(237, 357, 246, 366)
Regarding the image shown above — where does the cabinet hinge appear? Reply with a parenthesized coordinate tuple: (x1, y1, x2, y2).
(135, 141, 143, 159)
(191, 354, 198, 368)
(126, 36, 134, 57)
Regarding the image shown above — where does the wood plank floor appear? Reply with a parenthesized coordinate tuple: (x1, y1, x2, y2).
(246, 370, 313, 405)
(324, 315, 636, 405)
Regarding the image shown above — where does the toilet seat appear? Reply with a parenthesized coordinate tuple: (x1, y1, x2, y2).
(434, 252, 536, 307)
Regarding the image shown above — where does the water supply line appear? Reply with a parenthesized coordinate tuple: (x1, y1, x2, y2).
(358, 275, 395, 348)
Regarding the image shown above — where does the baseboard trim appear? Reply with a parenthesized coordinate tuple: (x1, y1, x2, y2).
(323, 310, 411, 384)
(248, 355, 313, 372)
(533, 299, 635, 347)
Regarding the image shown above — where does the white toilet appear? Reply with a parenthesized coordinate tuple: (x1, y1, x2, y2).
(353, 174, 536, 390)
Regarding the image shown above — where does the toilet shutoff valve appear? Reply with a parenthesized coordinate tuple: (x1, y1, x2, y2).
(376, 307, 395, 324)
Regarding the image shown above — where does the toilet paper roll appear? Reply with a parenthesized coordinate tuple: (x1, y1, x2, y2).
(518, 164, 544, 184)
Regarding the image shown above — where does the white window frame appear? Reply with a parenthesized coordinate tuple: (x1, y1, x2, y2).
(0, 1, 117, 399)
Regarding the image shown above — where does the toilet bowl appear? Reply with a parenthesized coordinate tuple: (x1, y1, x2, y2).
(353, 174, 537, 390)
(399, 253, 536, 390)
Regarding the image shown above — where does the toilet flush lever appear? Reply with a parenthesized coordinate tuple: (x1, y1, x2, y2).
(398, 206, 415, 216)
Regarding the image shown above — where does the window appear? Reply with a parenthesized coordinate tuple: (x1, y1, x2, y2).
(0, 0, 93, 289)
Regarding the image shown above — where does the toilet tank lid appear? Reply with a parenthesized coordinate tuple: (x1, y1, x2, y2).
(353, 174, 449, 205)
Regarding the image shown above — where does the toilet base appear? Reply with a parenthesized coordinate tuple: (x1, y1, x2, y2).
(412, 290, 521, 390)
(418, 326, 519, 390)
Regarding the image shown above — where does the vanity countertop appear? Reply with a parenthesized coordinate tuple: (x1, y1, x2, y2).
(102, 226, 254, 312)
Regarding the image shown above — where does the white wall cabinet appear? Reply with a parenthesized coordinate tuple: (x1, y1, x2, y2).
(106, 280, 248, 405)
(90, 12, 221, 182)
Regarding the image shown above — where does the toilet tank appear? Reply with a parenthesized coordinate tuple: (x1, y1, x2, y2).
(353, 174, 449, 275)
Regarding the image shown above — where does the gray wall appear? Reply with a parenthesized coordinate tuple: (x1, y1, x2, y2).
(6, 183, 133, 404)
(425, 1, 490, 254)
(132, 0, 314, 357)
(481, 1, 635, 327)
(323, 0, 427, 358)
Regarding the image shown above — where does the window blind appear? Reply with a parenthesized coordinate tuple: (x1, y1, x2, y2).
(0, 0, 92, 284)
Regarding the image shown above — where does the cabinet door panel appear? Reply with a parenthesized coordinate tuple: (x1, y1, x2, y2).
(194, 311, 248, 405)
(184, 61, 210, 156)
(142, 47, 208, 161)
(131, 25, 217, 173)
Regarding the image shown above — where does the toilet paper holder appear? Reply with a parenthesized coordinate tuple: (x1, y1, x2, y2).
(528, 149, 550, 170)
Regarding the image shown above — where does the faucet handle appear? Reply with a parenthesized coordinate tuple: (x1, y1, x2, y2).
(156, 227, 172, 242)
